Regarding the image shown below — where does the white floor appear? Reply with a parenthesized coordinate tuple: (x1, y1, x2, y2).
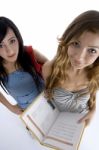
(0, 92, 98, 150)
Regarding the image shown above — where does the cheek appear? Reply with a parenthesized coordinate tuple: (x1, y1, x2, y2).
(67, 48, 72, 56)
(16, 48, 19, 56)
(0, 51, 5, 57)
(86, 56, 98, 64)
(0, 50, 8, 60)
(16, 43, 19, 53)
(13, 44, 19, 54)
(67, 47, 76, 58)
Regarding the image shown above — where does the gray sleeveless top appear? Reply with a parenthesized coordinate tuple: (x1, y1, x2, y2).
(52, 87, 90, 114)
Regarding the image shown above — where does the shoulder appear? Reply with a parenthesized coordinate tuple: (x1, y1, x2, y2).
(25, 45, 48, 63)
(42, 59, 54, 81)
(25, 45, 34, 54)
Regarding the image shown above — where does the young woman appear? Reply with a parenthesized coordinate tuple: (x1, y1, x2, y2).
(42, 10, 99, 126)
(0, 17, 48, 114)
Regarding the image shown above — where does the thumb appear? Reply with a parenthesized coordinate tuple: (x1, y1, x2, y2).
(78, 114, 87, 123)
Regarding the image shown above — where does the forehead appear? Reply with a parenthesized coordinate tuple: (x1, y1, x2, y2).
(77, 31, 99, 47)
(2, 28, 16, 42)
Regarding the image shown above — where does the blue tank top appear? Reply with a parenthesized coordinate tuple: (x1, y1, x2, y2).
(3, 69, 44, 109)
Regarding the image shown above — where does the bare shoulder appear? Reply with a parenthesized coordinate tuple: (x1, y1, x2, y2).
(42, 59, 54, 81)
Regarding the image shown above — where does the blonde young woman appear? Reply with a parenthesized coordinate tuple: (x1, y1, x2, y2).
(42, 10, 99, 125)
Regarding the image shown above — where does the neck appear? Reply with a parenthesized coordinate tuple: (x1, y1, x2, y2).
(3, 62, 18, 73)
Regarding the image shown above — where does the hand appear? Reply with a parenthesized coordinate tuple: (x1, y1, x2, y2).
(11, 104, 24, 115)
(78, 109, 95, 126)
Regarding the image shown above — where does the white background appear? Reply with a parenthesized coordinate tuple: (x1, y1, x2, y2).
(0, 0, 99, 150)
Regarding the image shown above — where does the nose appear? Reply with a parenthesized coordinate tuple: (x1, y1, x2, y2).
(5, 45, 14, 55)
(76, 48, 86, 61)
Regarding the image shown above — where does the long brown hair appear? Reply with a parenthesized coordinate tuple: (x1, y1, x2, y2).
(0, 17, 43, 92)
(46, 10, 99, 110)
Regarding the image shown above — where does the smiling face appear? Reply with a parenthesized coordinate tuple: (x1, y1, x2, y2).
(0, 28, 19, 65)
(67, 31, 99, 70)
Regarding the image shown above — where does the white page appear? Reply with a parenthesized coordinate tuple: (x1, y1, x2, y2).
(44, 112, 85, 150)
(28, 97, 59, 135)
(21, 94, 59, 141)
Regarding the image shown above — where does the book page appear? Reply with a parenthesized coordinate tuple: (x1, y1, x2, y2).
(21, 93, 59, 141)
(44, 112, 85, 150)
(28, 98, 59, 135)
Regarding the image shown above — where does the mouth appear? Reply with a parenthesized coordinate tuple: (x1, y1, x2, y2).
(74, 60, 82, 65)
(71, 60, 83, 67)
(8, 54, 16, 57)
(74, 62, 82, 66)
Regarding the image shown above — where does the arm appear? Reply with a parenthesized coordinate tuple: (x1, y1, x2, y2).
(33, 49, 48, 64)
(42, 59, 54, 82)
(0, 93, 23, 115)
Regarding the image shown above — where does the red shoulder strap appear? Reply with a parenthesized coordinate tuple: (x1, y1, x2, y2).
(25, 46, 42, 76)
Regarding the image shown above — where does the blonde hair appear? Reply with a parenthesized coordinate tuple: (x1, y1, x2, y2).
(46, 10, 99, 110)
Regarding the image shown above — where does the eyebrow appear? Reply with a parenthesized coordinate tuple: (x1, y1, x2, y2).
(76, 40, 99, 49)
(8, 36, 16, 41)
(88, 46, 99, 49)
(1, 36, 16, 43)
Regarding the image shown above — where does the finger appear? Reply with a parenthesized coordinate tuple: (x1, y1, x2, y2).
(78, 114, 87, 123)
(78, 118, 84, 123)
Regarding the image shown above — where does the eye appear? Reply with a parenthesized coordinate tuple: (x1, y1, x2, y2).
(0, 43, 3, 48)
(88, 48, 97, 54)
(10, 38, 16, 44)
(71, 41, 80, 48)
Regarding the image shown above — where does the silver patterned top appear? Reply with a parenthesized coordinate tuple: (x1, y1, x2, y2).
(52, 87, 90, 114)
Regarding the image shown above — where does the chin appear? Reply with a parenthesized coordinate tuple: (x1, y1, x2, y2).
(72, 64, 85, 69)
(74, 66, 86, 70)
(8, 58, 17, 63)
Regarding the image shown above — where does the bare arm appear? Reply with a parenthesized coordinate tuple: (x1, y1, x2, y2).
(42, 60, 54, 82)
(0, 93, 23, 115)
(33, 49, 48, 64)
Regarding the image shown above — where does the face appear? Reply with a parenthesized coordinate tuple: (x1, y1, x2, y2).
(67, 31, 99, 70)
(0, 28, 19, 64)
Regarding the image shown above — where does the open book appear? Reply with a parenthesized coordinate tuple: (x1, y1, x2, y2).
(21, 92, 85, 150)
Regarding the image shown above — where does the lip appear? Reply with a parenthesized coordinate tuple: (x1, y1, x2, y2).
(71, 60, 83, 67)
(8, 54, 16, 57)
(74, 60, 82, 65)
